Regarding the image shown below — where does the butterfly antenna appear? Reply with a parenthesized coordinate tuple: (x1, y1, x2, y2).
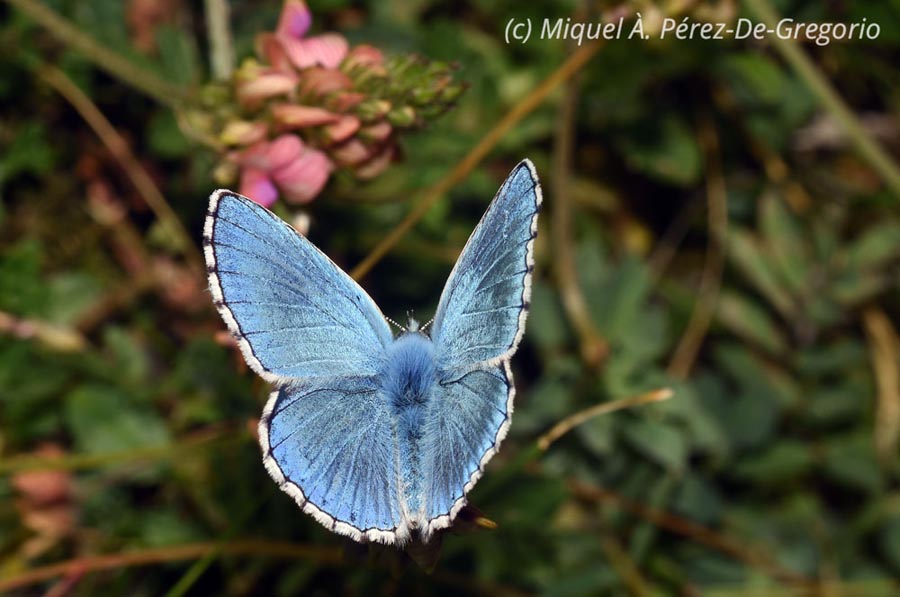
(385, 315, 406, 332)
(420, 317, 435, 332)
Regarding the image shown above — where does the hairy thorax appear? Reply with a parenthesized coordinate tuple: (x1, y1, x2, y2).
(379, 331, 437, 517)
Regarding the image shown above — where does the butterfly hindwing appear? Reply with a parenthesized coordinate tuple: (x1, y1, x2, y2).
(260, 376, 405, 543)
(204, 191, 393, 382)
(420, 363, 513, 533)
(431, 160, 541, 373)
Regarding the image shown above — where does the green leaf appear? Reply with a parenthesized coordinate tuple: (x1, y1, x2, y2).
(46, 272, 103, 325)
(624, 418, 688, 473)
(618, 117, 702, 186)
(719, 53, 787, 106)
(732, 441, 814, 484)
(155, 24, 202, 86)
(102, 327, 151, 388)
(528, 280, 571, 351)
(0, 122, 57, 185)
(715, 289, 787, 355)
(727, 229, 795, 318)
(587, 254, 651, 345)
(0, 239, 47, 316)
(842, 220, 900, 271)
(147, 110, 190, 158)
(671, 473, 724, 525)
(822, 434, 883, 494)
(831, 268, 890, 307)
(65, 384, 170, 454)
(880, 518, 900, 575)
(759, 192, 810, 295)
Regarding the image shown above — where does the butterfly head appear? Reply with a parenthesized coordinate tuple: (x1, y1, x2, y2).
(406, 313, 420, 333)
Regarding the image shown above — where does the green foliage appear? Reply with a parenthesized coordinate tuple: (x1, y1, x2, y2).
(2, 0, 900, 594)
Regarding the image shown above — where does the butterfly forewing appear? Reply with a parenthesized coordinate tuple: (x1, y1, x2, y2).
(430, 161, 541, 373)
(204, 191, 393, 381)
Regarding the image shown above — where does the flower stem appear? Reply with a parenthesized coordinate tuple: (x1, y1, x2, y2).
(38, 65, 204, 274)
(204, 0, 235, 81)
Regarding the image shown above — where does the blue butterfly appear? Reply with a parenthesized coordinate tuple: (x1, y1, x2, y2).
(203, 160, 541, 544)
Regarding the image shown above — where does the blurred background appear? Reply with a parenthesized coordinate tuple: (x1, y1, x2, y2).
(2, 0, 900, 594)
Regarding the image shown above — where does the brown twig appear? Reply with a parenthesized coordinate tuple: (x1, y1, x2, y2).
(569, 479, 809, 586)
(0, 540, 343, 593)
(599, 532, 651, 596)
(666, 115, 728, 380)
(0, 310, 87, 352)
(862, 307, 900, 466)
(5, 0, 186, 106)
(537, 388, 673, 451)
(349, 39, 608, 281)
(551, 67, 609, 368)
(37, 65, 204, 276)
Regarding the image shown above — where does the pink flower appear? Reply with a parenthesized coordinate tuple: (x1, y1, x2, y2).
(232, 134, 333, 206)
(273, 148, 332, 204)
(258, 1, 349, 72)
(239, 168, 279, 207)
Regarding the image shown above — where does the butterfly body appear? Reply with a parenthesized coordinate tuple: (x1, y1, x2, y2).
(204, 160, 541, 544)
(382, 329, 435, 518)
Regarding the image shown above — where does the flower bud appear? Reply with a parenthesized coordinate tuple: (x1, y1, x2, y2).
(323, 115, 361, 144)
(387, 106, 416, 128)
(271, 104, 340, 129)
(219, 120, 269, 146)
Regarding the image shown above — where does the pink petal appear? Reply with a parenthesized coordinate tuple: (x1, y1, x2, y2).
(343, 44, 385, 72)
(256, 33, 292, 72)
(237, 135, 304, 171)
(354, 145, 395, 179)
(328, 91, 366, 112)
(300, 67, 353, 96)
(331, 139, 371, 166)
(358, 121, 393, 143)
(323, 115, 361, 144)
(236, 70, 297, 108)
(276, 0, 312, 39)
(266, 134, 307, 169)
(240, 168, 279, 207)
(281, 33, 349, 70)
(272, 147, 333, 204)
(272, 104, 341, 128)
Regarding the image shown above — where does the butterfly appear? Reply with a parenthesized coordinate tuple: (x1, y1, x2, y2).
(203, 160, 541, 544)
